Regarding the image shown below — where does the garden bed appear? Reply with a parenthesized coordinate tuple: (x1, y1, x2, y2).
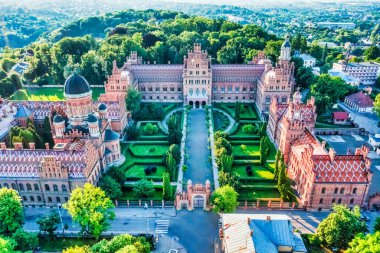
(124, 165, 166, 181)
(129, 143, 169, 157)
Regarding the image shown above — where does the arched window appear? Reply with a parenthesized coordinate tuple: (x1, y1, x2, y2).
(350, 198, 354, 204)
(340, 188, 345, 194)
(332, 198, 336, 204)
(53, 184, 58, 192)
(321, 188, 326, 194)
(62, 185, 67, 192)
(64, 197, 68, 202)
(196, 88, 200, 95)
(11, 183, 16, 189)
(202, 88, 206, 96)
(30, 196, 35, 202)
(4, 183, 9, 188)
(56, 197, 61, 203)
(18, 184, 24, 191)
(45, 184, 50, 192)
(22, 196, 27, 202)
(26, 183, 32, 191)
(334, 188, 338, 194)
(353, 188, 357, 194)
(37, 196, 42, 202)
(338, 198, 342, 204)
(48, 197, 52, 203)
(189, 88, 193, 96)
(319, 198, 323, 204)
(34, 184, 39, 191)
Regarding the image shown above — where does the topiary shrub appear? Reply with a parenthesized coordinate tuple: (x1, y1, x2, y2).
(246, 165, 253, 176)
(148, 146, 156, 153)
(151, 166, 157, 173)
(241, 144, 247, 151)
(242, 124, 255, 134)
(143, 123, 159, 135)
(144, 167, 152, 175)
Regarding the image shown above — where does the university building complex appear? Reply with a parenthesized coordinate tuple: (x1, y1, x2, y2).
(0, 37, 378, 210)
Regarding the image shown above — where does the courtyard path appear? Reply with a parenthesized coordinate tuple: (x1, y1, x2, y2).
(184, 109, 213, 184)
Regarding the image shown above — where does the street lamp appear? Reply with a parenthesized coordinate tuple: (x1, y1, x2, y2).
(57, 203, 64, 233)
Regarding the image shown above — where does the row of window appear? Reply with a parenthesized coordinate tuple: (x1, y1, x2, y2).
(188, 70, 207, 75)
(140, 86, 182, 92)
(22, 195, 68, 203)
(213, 86, 254, 93)
(185, 79, 210, 85)
(321, 187, 357, 195)
(0, 183, 68, 192)
(110, 86, 127, 90)
(142, 95, 182, 101)
(265, 96, 288, 104)
(214, 96, 254, 101)
(319, 198, 355, 205)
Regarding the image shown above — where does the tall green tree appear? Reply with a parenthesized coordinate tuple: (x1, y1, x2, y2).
(259, 136, 269, 164)
(364, 46, 380, 61)
(317, 205, 367, 249)
(63, 183, 115, 239)
(99, 176, 123, 201)
(234, 102, 241, 121)
(12, 229, 38, 252)
(162, 172, 172, 200)
(126, 88, 142, 114)
(346, 232, 380, 253)
(374, 94, 380, 118)
(165, 153, 177, 179)
(36, 210, 61, 238)
(133, 179, 155, 199)
(274, 150, 282, 180)
(210, 185, 238, 213)
(0, 188, 24, 236)
(220, 154, 233, 173)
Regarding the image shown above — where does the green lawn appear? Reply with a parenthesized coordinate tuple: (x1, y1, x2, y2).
(230, 123, 261, 137)
(125, 165, 166, 180)
(39, 238, 98, 251)
(233, 165, 274, 180)
(10, 87, 104, 101)
(238, 189, 281, 201)
(214, 103, 258, 121)
(213, 110, 230, 132)
(232, 144, 261, 157)
(129, 143, 169, 157)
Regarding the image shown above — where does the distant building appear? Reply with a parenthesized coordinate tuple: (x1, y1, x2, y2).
(220, 214, 307, 253)
(312, 67, 321, 76)
(332, 111, 349, 125)
(297, 54, 316, 67)
(317, 22, 356, 30)
(344, 91, 374, 112)
(328, 70, 361, 86)
(369, 133, 380, 149)
(333, 61, 380, 86)
(318, 42, 338, 48)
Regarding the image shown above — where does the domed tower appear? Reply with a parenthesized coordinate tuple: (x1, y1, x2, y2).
(293, 88, 302, 104)
(280, 35, 291, 62)
(87, 113, 100, 138)
(53, 114, 65, 138)
(98, 103, 108, 120)
(64, 73, 93, 125)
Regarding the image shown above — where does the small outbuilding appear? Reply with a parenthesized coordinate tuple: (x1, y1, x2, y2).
(332, 111, 349, 125)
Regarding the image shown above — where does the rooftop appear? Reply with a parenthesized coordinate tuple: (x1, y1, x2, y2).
(345, 91, 374, 108)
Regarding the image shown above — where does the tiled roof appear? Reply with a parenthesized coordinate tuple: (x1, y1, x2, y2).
(345, 92, 374, 108)
(14, 105, 32, 118)
(333, 111, 349, 120)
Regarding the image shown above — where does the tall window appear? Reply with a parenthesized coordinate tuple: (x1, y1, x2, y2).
(321, 188, 326, 194)
(340, 188, 345, 194)
(62, 185, 67, 192)
(19, 184, 24, 191)
(34, 184, 39, 191)
(45, 184, 50, 192)
(189, 88, 193, 96)
(196, 88, 200, 95)
(334, 188, 338, 194)
(352, 188, 357, 194)
(27, 183, 32, 191)
(319, 198, 323, 204)
(202, 88, 206, 96)
(53, 184, 58, 192)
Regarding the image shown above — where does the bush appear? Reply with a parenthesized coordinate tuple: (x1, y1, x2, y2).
(144, 167, 152, 175)
(124, 125, 140, 140)
(133, 179, 155, 199)
(143, 123, 159, 135)
(151, 166, 157, 173)
(246, 165, 253, 176)
(12, 229, 38, 252)
(241, 144, 247, 151)
(242, 124, 256, 134)
(148, 146, 156, 153)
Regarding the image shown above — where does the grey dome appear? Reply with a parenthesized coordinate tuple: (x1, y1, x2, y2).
(104, 129, 120, 142)
(53, 114, 64, 123)
(87, 113, 98, 123)
(64, 73, 91, 96)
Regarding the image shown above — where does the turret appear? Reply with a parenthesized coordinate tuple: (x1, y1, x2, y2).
(53, 114, 65, 138)
(280, 35, 291, 62)
(98, 103, 108, 120)
(87, 113, 100, 138)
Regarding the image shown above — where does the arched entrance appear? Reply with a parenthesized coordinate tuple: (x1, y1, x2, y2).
(201, 101, 206, 107)
(189, 101, 194, 107)
(195, 101, 200, 108)
(193, 195, 205, 209)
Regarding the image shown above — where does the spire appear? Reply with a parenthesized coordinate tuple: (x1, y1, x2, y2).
(280, 34, 291, 61)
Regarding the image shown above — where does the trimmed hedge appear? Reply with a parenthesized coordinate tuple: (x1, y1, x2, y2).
(138, 135, 168, 141)
(233, 160, 261, 165)
(229, 140, 260, 145)
(234, 155, 261, 160)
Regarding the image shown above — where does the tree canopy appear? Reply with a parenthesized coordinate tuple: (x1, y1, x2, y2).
(346, 232, 380, 253)
(210, 185, 238, 213)
(0, 188, 24, 236)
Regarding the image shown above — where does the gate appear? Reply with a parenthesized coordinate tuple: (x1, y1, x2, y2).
(193, 195, 205, 208)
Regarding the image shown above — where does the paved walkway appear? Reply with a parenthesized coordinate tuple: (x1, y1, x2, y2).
(184, 109, 213, 184)
(339, 102, 380, 134)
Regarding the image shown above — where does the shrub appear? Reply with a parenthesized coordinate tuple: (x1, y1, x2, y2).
(182, 165, 188, 172)
(148, 146, 156, 153)
(133, 179, 155, 199)
(246, 165, 253, 176)
(143, 123, 159, 135)
(124, 125, 140, 140)
(241, 144, 247, 151)
(242, 124, 255, 134)
(151, 166, 157, 173)
(144, 167, 152, 175)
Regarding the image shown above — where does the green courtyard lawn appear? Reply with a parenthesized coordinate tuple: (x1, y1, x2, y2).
(214, 103, 259, 121)
(10, 87, 104, 101)
(233, 164, 275, 181)
(129, 143, 169, 157)
(232, 144, 261, 157)
(124, 164, 166, 181)
(213, 110, 230, 132)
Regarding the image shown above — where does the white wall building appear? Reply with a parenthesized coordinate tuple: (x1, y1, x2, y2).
(328, 70, 361, 86)
(297, 54, 316, 67)
(317, 22, 356, 30)
(333, 61, 380, 86)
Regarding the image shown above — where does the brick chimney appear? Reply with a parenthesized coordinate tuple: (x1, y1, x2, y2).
(14, 142, 23, 150)
(29, 143, 35, 150)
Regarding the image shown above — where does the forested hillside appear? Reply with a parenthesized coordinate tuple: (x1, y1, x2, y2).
(0, 9, 278, 93)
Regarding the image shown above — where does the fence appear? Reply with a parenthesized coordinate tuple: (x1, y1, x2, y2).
(315, 127, 364, 136)
(116, 199, 175, 208)
(238, 200, 301, 210)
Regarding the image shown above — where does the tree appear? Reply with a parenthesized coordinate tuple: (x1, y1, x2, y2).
(107, 166, 126, 185)
(260, 122, 267, 136)
(234, 102, 241, 121)
(168, 129, 182, 145)
(259, 136, 269, 164)
(63, 183, 115, 239)
(36, 210, 61, 238)
(277, 157, 286, 186)
(162, 172, 172, 200)
(374, 216, 380, 232)
(124, 125, 140, 140)
(218, 171, 241, 190)
(264, 40, 283, 63)
(126, 88, 141, 113)
(143, 123, 158, 135)
(220, 154, 233, 173)
(374, 94, 380, 118)
(165, 153, 177, 179)
(364, 46, 380, 61)
(210, 185, 238, 213)
(0, 237, 16, 253)
(296, 67, 315, 89)
(63, 245, 92, 253)
(0, 188, 24, 236)
(167, 144, 181, 164)
(91, 234, 150, 253)
(99, 175, 123, 200)
(11, 229, 38, 252)
(317, 205, 367, 249)
(346, 232, 380, 253)
(274, 150, 282, 180)
(133, 179, 155, 199)
(375, 76, 380, 89)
